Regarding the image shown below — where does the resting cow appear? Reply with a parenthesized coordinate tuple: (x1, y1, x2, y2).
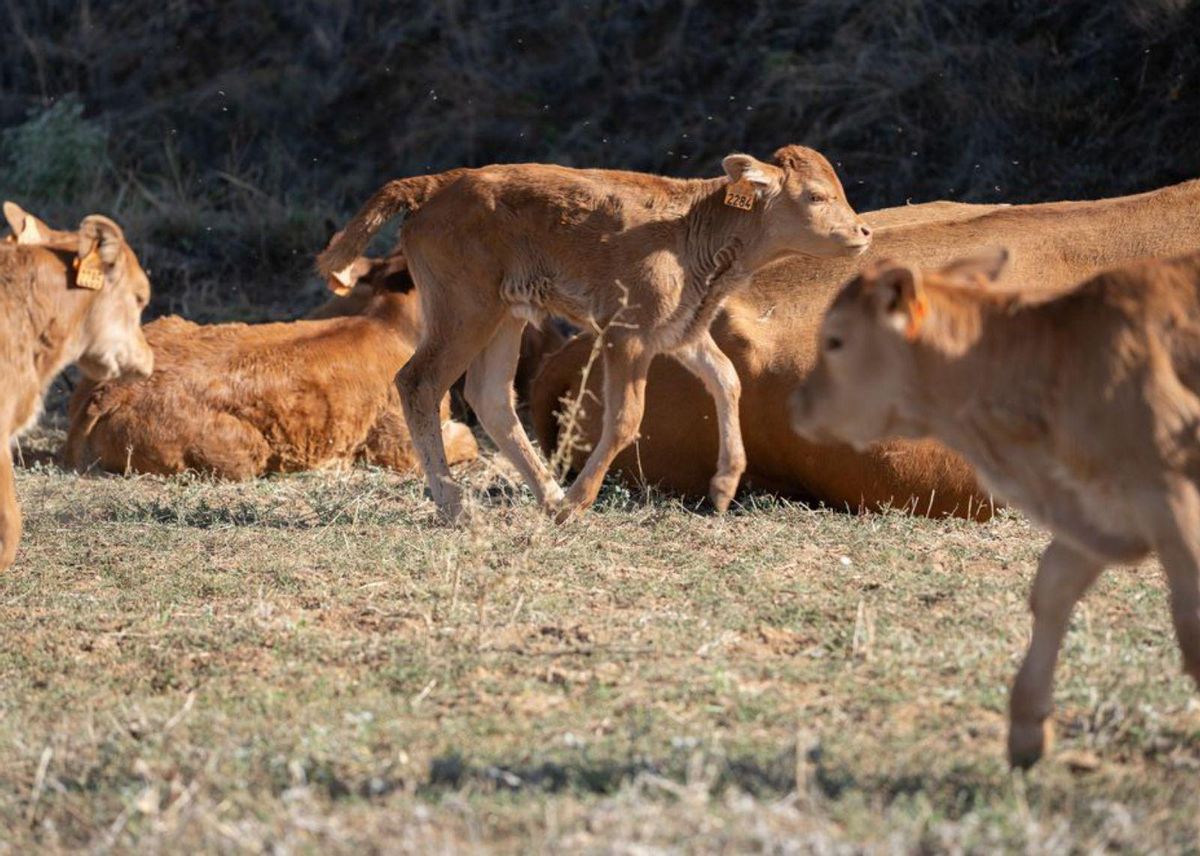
(318, 146, 870, 521)
(532, 180, 1200, 518)
(0, 202, 153, 570)
(791, 249, 1200, 768)
(64, 254, 478, 479)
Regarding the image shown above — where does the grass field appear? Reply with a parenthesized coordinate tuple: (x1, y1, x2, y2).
(2, 425, 1199, 853)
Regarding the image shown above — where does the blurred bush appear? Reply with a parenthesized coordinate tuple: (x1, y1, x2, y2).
(0, 0, 1197, 319)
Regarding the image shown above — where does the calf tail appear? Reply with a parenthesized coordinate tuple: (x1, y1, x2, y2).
(316, 169, 467, 280)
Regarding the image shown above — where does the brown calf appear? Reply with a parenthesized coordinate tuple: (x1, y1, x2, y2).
(318, 147, 870, 521)
(533, 180, 1200, 516)
(791, 249, 1200, 768)
(66, 255, 478, 479)
(0, 203, 153, 570)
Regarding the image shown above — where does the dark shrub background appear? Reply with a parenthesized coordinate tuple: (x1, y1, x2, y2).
(2, 0, 1197, 320)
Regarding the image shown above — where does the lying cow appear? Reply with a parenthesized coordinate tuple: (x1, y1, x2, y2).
(307, 253, 568, 410)
(64, 253, 478, 479)
(791, 249, 1200, 768)
(318, 146, 870, 522)
(0, 203, 153, 570)
(532, 179, 1200, 518)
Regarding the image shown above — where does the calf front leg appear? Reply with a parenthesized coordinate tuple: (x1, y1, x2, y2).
(1008, 539, 1104, 768)
(556, 335, 652, 521)
(0, 439, 21, 571)
(1153, 480, 1200, 689)
(673, 331, 746, 513)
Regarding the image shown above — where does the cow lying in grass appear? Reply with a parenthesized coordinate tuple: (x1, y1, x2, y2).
(64, 252, 479, 479)
(0, 202, 153, 570)
(318, 146, 870, 521)
(533, 179, 1200, 518)
(791, 249, 1200, 768)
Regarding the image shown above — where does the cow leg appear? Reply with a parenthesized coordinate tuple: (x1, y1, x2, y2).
(673, 331, 746, 513)
(1008, 539, 1104, 768)
(0, 438, 21, 571)
(1152, 480, 1200, 689)
(396, 325, 497, 523)
(556, 335, 652, 521)
(465, 315, 564, 510)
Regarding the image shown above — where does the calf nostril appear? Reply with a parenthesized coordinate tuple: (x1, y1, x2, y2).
(859, 224, 872, 239)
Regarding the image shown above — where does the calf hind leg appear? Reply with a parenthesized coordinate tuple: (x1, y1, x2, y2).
(465, 315, 564, 509)
(397, 328, 498, 523)
(1008, 539, 1104, 768)
(556, 335, 652, 521)
(673, 331, 747, 513)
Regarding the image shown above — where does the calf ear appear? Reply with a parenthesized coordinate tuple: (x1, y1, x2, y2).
(78, 215, 126, 265)
(722, 154, 781, 197)
(870, 264, 928, 341)
(3, 201, 49, 244)
(939, 247, 1009, 286)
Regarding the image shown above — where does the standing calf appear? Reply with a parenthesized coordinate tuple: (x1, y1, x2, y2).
(791, 249, 1200, 767)
(0, 203, 153, 570)
(318, 147, 870, 521)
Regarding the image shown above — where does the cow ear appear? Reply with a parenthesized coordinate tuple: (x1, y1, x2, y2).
(4, 201, 49, 244)
(939, 247, 1009, 286)
(869, 263, 928, 341)
(327, 256, 375, 296)
(722, 153, 781, 196)
(78, 215, 125, 265)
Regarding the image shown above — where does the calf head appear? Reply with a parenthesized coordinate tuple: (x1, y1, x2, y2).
(722, 145, 871, 260)
(72, 215, 154, 381)
(790, 249, 1008, 449)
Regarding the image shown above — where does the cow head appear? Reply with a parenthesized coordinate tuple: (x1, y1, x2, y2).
(790, 250, 1008, 449)
(722, 145, 871, 260)
(72, 215, 155, 381)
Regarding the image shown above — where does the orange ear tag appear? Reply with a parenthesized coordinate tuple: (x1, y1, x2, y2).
(904, 295, 928, 341)
(73, 249, 105, 290)
(724, 178, 756, 211)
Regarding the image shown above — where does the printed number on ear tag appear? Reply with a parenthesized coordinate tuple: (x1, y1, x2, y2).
(74, 250, 105, 290)
(724, 178, 756, 211)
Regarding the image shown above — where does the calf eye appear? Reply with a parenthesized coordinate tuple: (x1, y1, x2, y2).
(808, 192, 829, 203)
(825, 335, 843, 352)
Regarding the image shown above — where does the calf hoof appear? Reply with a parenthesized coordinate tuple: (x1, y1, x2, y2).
(1007, 718, 1052, 770)
(708, 474, 741, 514)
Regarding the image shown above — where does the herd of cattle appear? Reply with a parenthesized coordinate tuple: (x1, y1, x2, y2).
(2, 143, 1199, 768)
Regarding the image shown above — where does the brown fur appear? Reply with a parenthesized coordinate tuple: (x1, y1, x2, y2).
(319, 147, 870, 521)
(0, 203, 153, 571)
(534, 181, 1200, 518)
(792, 248, 1200, 769)
(66, 255, 477, 479)
(308, 251, 567, 407)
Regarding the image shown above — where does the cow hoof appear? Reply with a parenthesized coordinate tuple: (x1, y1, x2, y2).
(1008, 719, 1052, 770)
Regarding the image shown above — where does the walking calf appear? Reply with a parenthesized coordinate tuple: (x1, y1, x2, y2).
(791, 249, 1200, 767)
(0, 203, 153, 570)
(318, 147, 870, 521)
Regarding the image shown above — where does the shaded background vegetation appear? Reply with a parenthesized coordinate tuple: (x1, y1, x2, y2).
(2, 0, 1198, 321)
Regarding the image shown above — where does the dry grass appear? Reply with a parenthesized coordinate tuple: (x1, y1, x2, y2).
(2, 425, 1198, 853)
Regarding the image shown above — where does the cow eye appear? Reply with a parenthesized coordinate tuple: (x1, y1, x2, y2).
(825, 335, 843, 352)
(808, 191, 829, 203)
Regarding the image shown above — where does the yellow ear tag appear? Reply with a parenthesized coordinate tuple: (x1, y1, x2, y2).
(904, 294, 928, 341)
(74, 249, 105, 290)
(724, 178, 756, 211)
